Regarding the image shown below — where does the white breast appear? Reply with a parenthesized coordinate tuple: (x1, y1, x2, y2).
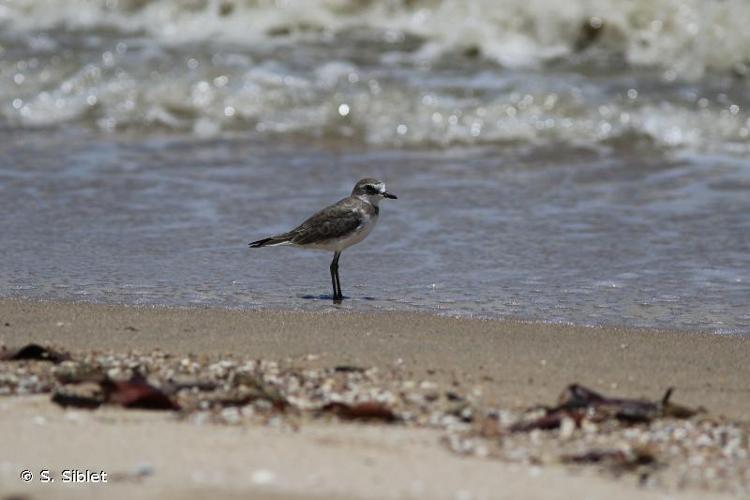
(337, 212, 378, 250)
(309, 211, 378, 252)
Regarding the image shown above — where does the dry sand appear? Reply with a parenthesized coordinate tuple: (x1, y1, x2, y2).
(1, 298, 749, 500)
(1, 396, 736, 500)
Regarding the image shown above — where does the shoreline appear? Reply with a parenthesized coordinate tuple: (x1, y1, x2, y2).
(5, 295, 739, 337)
(2, 298, 749, 499)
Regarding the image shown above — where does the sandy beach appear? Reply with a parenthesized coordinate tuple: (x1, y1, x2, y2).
(1, 299, 748, 499)
(4, 2, 750, 499)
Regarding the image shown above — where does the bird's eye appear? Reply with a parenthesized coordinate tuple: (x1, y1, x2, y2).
(365, 185, 378, 194)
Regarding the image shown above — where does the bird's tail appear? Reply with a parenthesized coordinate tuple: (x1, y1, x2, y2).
(248, 235, 290, 248)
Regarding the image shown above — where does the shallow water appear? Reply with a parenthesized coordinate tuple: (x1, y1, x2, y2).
(2, 129, 748, 332)
(1, 1, 749, 332)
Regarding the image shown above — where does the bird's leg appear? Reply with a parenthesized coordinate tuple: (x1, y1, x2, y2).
(334, 252, 343, 300)
(330, 251, 342, 303)
(329, 253, 338, 300)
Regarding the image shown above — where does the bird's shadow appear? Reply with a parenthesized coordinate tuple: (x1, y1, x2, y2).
(298, 294, 378, 302)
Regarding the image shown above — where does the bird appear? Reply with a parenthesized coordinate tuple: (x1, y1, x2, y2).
(249, 178, 397, 303)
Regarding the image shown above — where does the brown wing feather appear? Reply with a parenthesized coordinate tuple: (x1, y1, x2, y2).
(286, 197, 366, 246)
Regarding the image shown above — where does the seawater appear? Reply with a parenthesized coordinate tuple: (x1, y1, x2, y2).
(1, 1, 749, 332)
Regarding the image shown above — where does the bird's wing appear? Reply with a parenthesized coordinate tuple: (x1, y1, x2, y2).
(286, 198, 365, 246)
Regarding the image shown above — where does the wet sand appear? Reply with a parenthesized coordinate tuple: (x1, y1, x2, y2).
(1, 299, 749, 499)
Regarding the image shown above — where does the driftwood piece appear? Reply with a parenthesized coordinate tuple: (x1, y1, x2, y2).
(101, 373, 180, 411)
(320, 402, 398, 423)
(52, 372, 180, 411)
(561, 446, 657, 471)
(511, 384, 701, 432)
(1, 343, 70, 363)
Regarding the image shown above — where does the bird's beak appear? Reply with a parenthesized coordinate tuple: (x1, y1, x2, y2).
(383, 191, 398, 199)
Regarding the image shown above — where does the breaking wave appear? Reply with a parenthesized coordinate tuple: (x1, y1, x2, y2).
(5, 0, 750, 76)
(2, 0, 750, 150)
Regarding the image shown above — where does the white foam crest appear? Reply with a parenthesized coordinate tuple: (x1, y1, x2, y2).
(4, 0, 750, 77)
(6, 56, 749, 153)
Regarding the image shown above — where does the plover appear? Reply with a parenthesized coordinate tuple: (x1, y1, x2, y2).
(249, 178, 397, 303)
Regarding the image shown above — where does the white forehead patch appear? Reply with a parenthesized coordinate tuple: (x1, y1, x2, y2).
(376, 182, 386, 193)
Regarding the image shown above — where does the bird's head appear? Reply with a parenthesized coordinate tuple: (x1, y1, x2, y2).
(351, 178, 397, 206)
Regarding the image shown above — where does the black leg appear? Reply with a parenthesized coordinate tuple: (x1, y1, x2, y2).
(329, 252, 338, 299)
(334, 252, 342, 300)
(330, 251, 342, 303)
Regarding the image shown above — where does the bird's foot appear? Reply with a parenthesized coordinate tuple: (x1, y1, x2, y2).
(298, 293, 346, 302)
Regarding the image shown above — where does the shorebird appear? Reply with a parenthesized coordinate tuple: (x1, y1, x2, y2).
(249, 178, 397, 303)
